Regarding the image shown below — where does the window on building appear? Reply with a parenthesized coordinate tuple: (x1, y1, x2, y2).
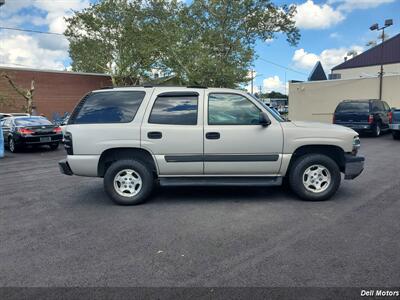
(72, 91, 145, 124)
(149, 93, 198, 125)
(208, 93, 260, 125)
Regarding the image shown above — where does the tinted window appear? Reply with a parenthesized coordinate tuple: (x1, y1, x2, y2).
(14, 117, 52, 126)
(383, 102, 390, 111)
(371, 101, 384, 112)
(149, 94, 198, 125)
(336, 102, 370, 113)
(208, 93, 260, 125)
(73, 91, 145, 124)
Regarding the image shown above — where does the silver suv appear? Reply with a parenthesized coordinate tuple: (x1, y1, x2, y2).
(59, 86, 364, 205)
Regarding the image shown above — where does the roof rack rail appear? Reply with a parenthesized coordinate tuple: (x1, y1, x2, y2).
(100, 86, 114, 89)
(186, 85, 207, 89)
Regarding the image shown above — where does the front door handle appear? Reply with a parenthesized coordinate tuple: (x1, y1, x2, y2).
(206, 132, 220, 140)
(148, 131, 162, 139)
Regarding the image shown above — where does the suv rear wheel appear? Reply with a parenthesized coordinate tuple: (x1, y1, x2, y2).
(104, 159, 154, 205)
(289, 154, 341, 201)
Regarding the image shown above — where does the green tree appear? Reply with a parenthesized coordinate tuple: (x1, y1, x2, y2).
(66, 0, 300, 87)
(65, 0, 158, 86)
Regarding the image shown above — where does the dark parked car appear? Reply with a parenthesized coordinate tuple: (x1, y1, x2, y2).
(333, 99, 391, 137)
(1, 116, 63, 152)
(389, 108, 400, 140)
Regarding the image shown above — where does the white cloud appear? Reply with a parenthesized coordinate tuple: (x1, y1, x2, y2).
(292, 46, 364, 71)
(0, 0, 90, 70)
(329, 32, 341, 39)
(328, 0, 395, 11)
(295, 0, 345, 29)
(262, 76, 287, 94)
(0, 34, 66, 70)
(292, 49, 320, 70)
(295, 0, 394, 30)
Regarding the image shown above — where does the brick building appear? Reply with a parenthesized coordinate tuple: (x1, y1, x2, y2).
(0, 67, 112, 119)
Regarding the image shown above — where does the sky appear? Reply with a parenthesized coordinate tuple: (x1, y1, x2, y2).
(0, 0, 399, 94)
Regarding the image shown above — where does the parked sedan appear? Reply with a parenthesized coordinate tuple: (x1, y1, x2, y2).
(333, 99, 391, 137)
(1, 116, 63, 152)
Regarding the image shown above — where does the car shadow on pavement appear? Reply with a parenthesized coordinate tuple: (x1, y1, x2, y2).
(148, 185, 296, 205)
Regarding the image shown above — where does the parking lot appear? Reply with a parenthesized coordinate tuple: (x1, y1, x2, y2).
(1, 134, 400, 288)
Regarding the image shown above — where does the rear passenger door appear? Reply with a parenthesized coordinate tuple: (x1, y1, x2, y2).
(141, 89, 204, 175)
(374, 100, 389, 128)
(383, 101, 391, 128)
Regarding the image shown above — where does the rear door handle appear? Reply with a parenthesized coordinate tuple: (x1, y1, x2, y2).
(206, 132, 220, 140)
(148, 131, 162, 139)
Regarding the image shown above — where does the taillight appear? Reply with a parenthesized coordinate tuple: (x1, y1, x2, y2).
(53, 127, 62, 133)
(332, 114, 336, 124)
(388, 112, 393, 124)
(368, 115, 374, 124)
(18, 128, 34, 135)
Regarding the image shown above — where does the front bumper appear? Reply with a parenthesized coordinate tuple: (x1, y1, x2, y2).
(59, 159, 73, 176)
(344, 154, 365, 180)
(389, 124, 400, 130)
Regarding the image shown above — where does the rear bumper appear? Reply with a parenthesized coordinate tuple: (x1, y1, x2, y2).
(389, 124, 400, 130)
(337, 123, 372, 131)
(344, 154, 365, 180)
(15, 134, 63, 145)
(59, 159, 73, 176)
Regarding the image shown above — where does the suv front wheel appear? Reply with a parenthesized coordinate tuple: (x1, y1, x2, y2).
(104, 159, 154, 205)
(289, 154, 341, 201)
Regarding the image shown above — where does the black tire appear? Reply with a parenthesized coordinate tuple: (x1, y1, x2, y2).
(8, 137, 19, 153)
(289, 154, 341, 201)
(103, 159, 154, 205)
(372, 122, 381, 137)
(49, 143, 59, 150)
(393, 131, 400, 140)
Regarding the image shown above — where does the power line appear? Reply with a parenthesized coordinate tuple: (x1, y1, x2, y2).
(258, 57, 308, 76)
(0, 26, 64, 36)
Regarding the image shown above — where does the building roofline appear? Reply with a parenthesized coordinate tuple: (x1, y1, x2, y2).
(0, 65, 110, 77)
(332, 33, 400, 71)
(289, 73, 400, 85)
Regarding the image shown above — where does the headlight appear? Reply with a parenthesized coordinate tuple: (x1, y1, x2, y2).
(352, 136, 361, 155)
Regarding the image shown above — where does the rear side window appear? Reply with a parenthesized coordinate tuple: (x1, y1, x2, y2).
(336, 102, 370, 113)
(148, 93, 198, 125)
(71, 91, 145, 124)
(383, 102, 390, 111)
(371, 101, 384, 112)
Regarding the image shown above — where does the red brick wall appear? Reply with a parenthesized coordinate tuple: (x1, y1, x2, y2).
(0, 68, 112, 119)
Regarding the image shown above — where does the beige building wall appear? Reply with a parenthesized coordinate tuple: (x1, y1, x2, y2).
(288, 74, 400, 123)
(331, 63, 400, 79)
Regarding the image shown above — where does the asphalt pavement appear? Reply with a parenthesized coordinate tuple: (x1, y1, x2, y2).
(0, 134, 399, 289)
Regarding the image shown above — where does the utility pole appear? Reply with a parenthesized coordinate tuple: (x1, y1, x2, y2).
(370, 19, 393, 100)
(250, 69, 254, 94)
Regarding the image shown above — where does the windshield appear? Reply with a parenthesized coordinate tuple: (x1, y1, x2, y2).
(336, 102, 370, 113)
(14, 117, 52, 126)
(247, 93, 286, 122)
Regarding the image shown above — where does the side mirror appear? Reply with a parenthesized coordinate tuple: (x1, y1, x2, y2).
(259, 112, 271, 127)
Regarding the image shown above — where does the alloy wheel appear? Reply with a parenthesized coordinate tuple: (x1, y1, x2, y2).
(302, 164, 331, 194)
(113, 169, 142, 197)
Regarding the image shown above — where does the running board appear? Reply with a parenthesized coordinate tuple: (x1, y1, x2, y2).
(159, 176, 282, 187)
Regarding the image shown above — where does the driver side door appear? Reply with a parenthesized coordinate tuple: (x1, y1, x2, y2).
(203, 92, 283, 175)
